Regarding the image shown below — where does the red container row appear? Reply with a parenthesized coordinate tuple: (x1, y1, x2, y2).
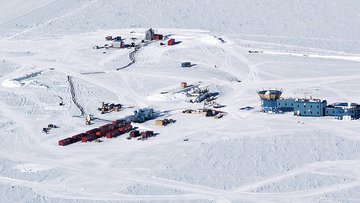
(58, 121, 132, 146)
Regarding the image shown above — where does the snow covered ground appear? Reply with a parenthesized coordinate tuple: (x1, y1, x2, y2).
(0, 1, 360, 203)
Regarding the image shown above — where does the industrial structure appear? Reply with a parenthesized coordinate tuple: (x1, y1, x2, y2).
(126, 108, 158, 123)
(111, 36, 124, 48)
(145, 28, 163, 41)
(258, 89, 360, 120)
(325, 102, 360, 120)
(181, 62, 191, 68)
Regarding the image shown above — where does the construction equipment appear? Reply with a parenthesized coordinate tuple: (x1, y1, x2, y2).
(48, 124, 58, 128)
(85, 115, 93, 125)
(182, 108, 226, 119)
(98, 102, 122, 114)
(182, 109, 203, 114)
(42, 124, 59, 134)
(42, 128, 49, 134)
(126, 108, 158, 123)
(190, 92, 218, 103)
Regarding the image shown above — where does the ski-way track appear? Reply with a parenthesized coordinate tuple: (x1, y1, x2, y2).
(3, 0, 100, 41)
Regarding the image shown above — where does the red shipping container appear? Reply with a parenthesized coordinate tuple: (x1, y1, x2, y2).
(59, 137, 74, 146)
(58, 140, 64, 146)
(141, 131, 154, 139)
(81, 137, 87, 142)
(105, 129, 119, 138)
(72, 133, 87, 142)
(86, 128, 100, 135)
(125, 125, 132, 132)
(112, 119, 126, 125)
(95, 129, 110, 137)
(82, 134, 97, 142)
(167, 39, 175, 46)
(129, 130, 140, 138)
(99, 124, 114, 130)
(118, 126, 125, 133)
(154, 34, 163, 40)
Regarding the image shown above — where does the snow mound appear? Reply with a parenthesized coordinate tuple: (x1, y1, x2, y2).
(1, 79, 23, 88)
(199, 36, 221, 45)
(147, 92, 188, 102)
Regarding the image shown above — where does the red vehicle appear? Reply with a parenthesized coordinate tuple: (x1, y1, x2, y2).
(105, 36, 113, 41)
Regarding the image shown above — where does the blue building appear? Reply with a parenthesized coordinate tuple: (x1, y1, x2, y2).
(276, 98, 295, 112)
(324, 106, 340, 116)
(258, 89, 360, 120)
(293, 99, 327, 117)
(257, 90, 283, 113)
(326, 103, 360, 120)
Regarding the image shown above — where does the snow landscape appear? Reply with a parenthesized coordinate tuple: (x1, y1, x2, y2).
(0, 0, 360, 202)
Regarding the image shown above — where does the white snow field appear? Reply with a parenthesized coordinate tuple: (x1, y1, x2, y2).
(0, 1, 360, 203)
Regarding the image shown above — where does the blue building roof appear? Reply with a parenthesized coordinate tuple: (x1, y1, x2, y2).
(333, 102, 359, 108)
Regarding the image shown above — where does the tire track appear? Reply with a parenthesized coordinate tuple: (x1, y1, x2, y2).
(67, 75, 85, 116)
(116, 45, 141, 70)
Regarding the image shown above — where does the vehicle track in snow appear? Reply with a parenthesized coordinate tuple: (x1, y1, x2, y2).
(116, 45, 141, 70)
(67, 75, 85, 116)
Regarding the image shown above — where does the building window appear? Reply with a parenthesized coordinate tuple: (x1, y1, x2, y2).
(310, 105, 312, 108)
(304, 111, 306, 114)
(317, 105, 319, 109)
(298, 105, 299, 108)
(285, 103, 287, 106)
(317, 111, 319, 114)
